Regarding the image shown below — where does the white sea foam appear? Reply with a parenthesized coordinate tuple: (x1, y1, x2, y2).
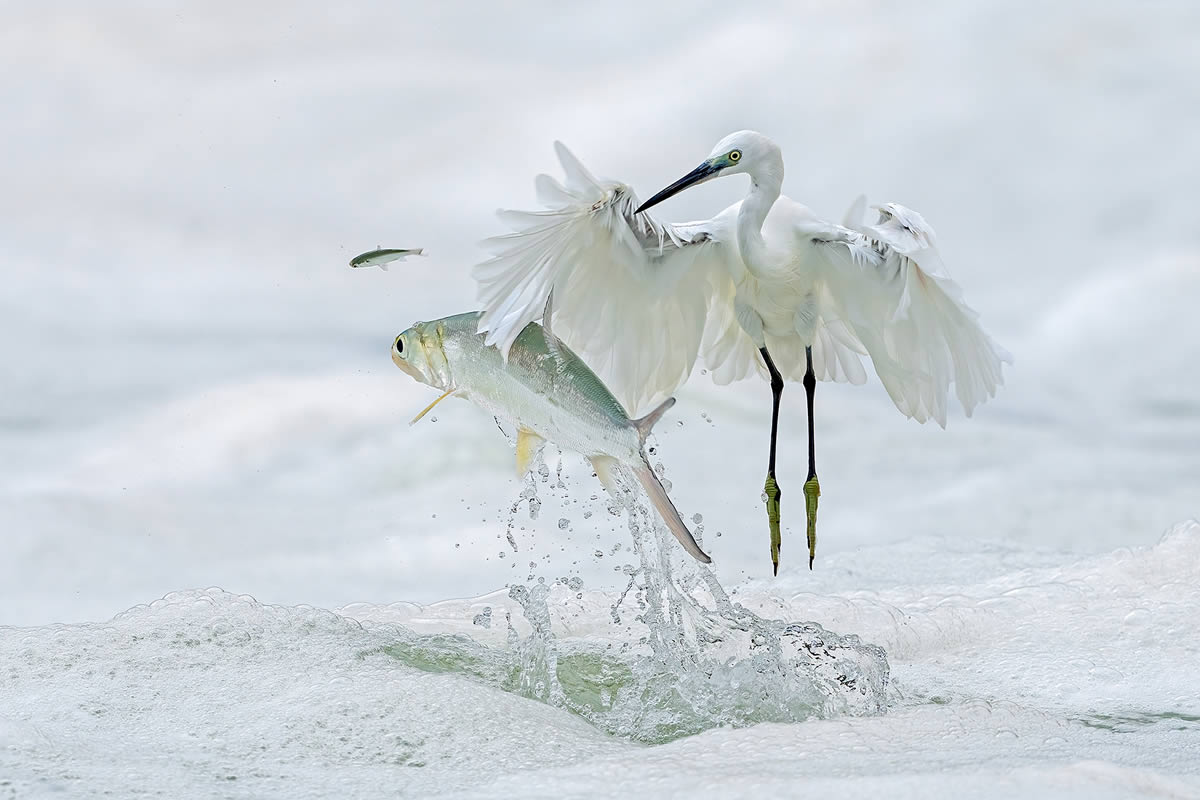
(4, 524, 1197, 798)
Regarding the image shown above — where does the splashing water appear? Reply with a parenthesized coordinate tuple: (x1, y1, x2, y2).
(384, 458, 889, 743)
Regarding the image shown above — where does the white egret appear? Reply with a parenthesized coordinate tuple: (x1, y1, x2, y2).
(473, 131, 1011, 573)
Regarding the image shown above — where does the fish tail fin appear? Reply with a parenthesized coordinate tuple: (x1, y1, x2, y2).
(631, 397, 676, 443)
(631, 457, 711, 563)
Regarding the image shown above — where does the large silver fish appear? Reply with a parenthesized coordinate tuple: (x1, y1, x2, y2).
(391, 311, 711, 563)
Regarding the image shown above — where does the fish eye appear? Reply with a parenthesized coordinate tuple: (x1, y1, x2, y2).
(393, 335, 405, 356)
(728, 150, 741, 162)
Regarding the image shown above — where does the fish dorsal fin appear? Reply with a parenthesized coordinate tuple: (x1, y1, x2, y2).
(589, 455, 621, 496)
(542, 288, 569, 370)
(515, 428, 545, 477)
(631, 397, 676, 442)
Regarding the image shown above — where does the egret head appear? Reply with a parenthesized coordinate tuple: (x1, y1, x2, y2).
(636, 130, 782, 214)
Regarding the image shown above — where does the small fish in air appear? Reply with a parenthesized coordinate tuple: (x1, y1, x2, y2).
(390, 310, 711, 563)
(349, 247, 424, 271)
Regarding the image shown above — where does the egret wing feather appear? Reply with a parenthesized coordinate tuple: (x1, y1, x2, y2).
(474, 143, 740, 415)
(808, 204, 1011, 426)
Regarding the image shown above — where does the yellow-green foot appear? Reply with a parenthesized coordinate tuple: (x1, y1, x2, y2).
(764, 473, 782, 575)
(803, 476, 820, 569)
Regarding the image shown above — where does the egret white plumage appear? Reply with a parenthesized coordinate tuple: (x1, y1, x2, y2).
(474, 131, 1011, 573)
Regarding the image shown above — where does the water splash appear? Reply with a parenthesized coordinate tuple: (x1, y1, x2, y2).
(385, 461, 889, 743)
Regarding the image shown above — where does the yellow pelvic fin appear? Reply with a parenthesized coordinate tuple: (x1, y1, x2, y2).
(590, 455, 621, 496)
(515, 428, 545, 477)
(410, 388, 454, 426)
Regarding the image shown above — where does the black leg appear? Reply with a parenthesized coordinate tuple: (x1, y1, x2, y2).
(760, 347, 784, 575)
(802, 346, 820, 569)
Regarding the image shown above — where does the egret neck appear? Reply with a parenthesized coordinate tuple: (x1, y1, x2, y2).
(735, 158, 784, 279)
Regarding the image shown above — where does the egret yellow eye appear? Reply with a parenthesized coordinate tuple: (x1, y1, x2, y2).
(729, 150, 741, 162)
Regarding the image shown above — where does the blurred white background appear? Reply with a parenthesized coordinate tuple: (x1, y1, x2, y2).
(3, 0, 1198, 625)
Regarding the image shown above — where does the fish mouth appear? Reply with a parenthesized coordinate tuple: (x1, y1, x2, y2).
(391, 351, 425, 382)
(636, 160, 722, 214)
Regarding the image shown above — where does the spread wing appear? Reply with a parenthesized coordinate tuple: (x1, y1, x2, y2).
(473, 142, 742, 415)
(805, 202, 1012, 426)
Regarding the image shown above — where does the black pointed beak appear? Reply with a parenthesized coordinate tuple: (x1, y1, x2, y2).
(636, 161, 721, 214)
